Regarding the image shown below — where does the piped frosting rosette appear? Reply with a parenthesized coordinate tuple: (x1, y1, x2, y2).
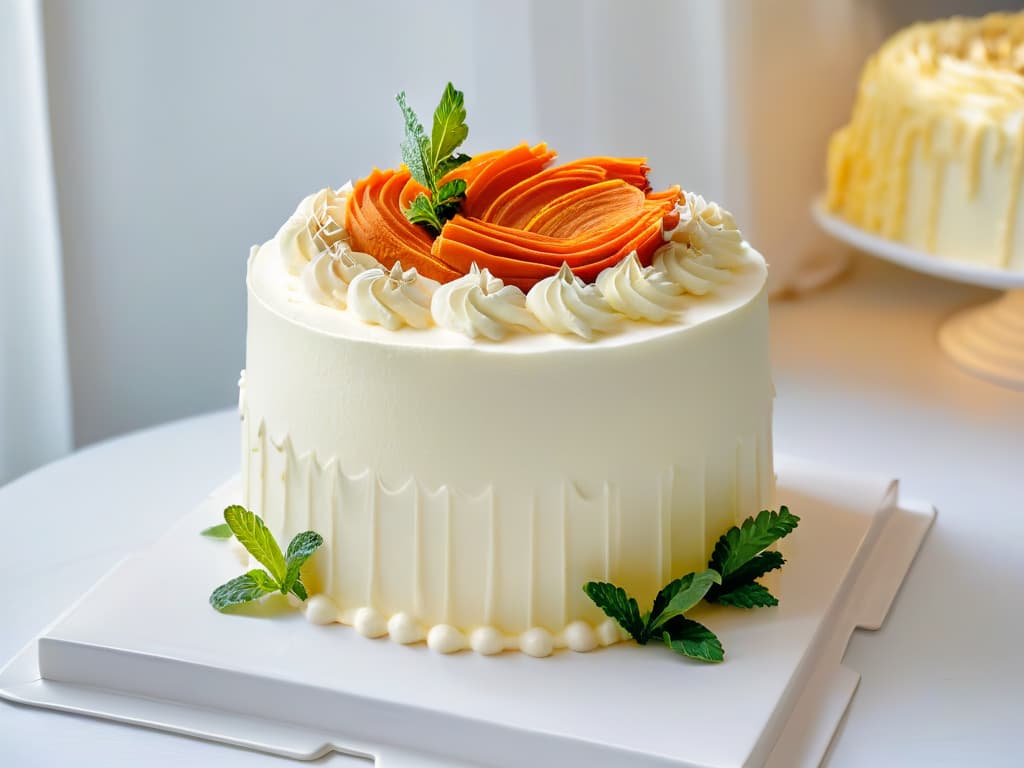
(349, 262, 439, 331)
(275, 184, 352, 275)
(431, 263, 540, 340)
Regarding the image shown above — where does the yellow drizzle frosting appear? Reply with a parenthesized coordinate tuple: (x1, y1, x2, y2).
(827, 12, 1024, 266)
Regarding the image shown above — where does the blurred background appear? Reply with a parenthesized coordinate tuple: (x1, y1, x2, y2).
(0, 0, 1011, 485)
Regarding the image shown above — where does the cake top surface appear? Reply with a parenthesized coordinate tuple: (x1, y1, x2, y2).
(876, 12, 1024, 124)
(249, 83, 766, 346)
(248, 231, 766, 353)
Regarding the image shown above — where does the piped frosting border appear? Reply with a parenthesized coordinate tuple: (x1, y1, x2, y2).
(271, 186, 756, 341)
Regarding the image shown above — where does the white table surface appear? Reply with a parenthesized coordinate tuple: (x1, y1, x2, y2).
(1, 254, 1021, 767)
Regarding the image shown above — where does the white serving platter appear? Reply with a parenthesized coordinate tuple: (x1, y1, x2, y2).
(811, 198, 1024, 291)
(0, 455, 934, 767)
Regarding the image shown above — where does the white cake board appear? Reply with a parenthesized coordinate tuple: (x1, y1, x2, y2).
(0, 455, 934, 767)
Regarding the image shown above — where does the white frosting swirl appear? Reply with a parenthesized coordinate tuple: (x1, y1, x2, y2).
(349, 262, 439, 330)
(526, 264, 619, 340)
(300, 244, 381, 309)
(654, 241, 735, 295)
(596, 252, 682, 322)
(670, 192, 747, 267)
(275, 183, 352, 275)
(430, 263, 541, 340)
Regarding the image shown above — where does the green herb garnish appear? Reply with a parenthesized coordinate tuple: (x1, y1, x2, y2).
(705, 506, 799, 607)
(583, 507, 799, 663)
(584, 569, 723, 663)
(208, 505, 323, 611)
(200, 523, 233, 539)
(396, 82, 472, 234)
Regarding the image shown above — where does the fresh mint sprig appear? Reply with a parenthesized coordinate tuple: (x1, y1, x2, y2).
(208, 505, 323, 611)
(705, 506, 799, 607)
(584, 568, 723, 662)
(396, 82, 472, 234)
(583, 507, 800, 663)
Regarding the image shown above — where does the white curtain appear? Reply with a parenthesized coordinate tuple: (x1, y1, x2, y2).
(0, 0, 1004, 484)
(0, 0, 72, 485)
(526, 0, 888, 295)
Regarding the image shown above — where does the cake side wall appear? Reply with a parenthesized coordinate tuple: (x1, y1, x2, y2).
(241, 276, 774, 641)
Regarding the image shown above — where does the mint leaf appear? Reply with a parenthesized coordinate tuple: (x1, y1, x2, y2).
(209, 569, 279, 611)
(223, 506, 287, 585)
(404, 192, 443, 234)
(708, 550, 784, 603)
(715, 581, 778, 608)
(396, 91, 433, 192)
(647, 569, 721, 633)
(707, 508, 797, 608)
(582, 581, 646, 642)
(661, 617, 724, 663)
(201, 523, 233, 539)
(435, 152, 471, 179)
(709, 507, 800, 578)
(429, 83, 469, 173)
(434, 178, 467, 207)
(397, 85, 472, 235)
(726, 550, 785, 584)
(281, 530, 323, 596)
(433, 179, 467, 227)
(290, 581, 308, 601)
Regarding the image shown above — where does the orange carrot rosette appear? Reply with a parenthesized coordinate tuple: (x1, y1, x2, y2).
(346, 144, 680, 292)
(345, 84, 680, 291)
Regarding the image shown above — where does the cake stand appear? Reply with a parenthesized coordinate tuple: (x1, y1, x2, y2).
(812, 199, 1024, 390)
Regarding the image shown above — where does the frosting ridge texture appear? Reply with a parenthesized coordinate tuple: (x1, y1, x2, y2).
(525, 263, 620, 339)
(349, 262, 439, 330)
(430, 263, 540, 340)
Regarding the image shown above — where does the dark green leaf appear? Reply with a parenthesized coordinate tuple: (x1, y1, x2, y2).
(715, 581, 778, 608)
(396, 91, 433, 191)
(582, 581, 646, 642)
(435, 152, 472, 178)
(708, 506, 800, 579)
(290, 580, 308, 601)
(434, 178, 467, 206)
(707, 550, 785, 602)
(281, 531, 323, 595)
(429, 83, 469, 172)
(661, 617, 724, 663)
(209, 569, 279, 611)
(432, 178, 467, 229)
(727, 550, 785, 584)
(200, 523, 233, 539)
(223, 506, 287, 585)
(647, 569, 721, 632)
(403, 193, 443, 234)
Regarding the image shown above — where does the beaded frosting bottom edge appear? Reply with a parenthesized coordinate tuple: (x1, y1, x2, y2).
(290, 592, 625, 657)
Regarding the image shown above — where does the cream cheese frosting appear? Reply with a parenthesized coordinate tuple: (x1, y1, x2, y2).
(671, 192, 748, 266)
(242, 239, 773, 655)
(654, 242, 735, 295)
(300, 244, 381, 309)
(267, 182, 756, 339)
(596, 252, 681, 322)
(348, 262, 439, 330)
(430, 263, 540, 340)
(275, 185, 351, 275)
(525, 264, 620, 340)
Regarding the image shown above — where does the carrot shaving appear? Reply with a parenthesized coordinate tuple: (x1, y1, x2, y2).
(345, 146, 682, 290)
